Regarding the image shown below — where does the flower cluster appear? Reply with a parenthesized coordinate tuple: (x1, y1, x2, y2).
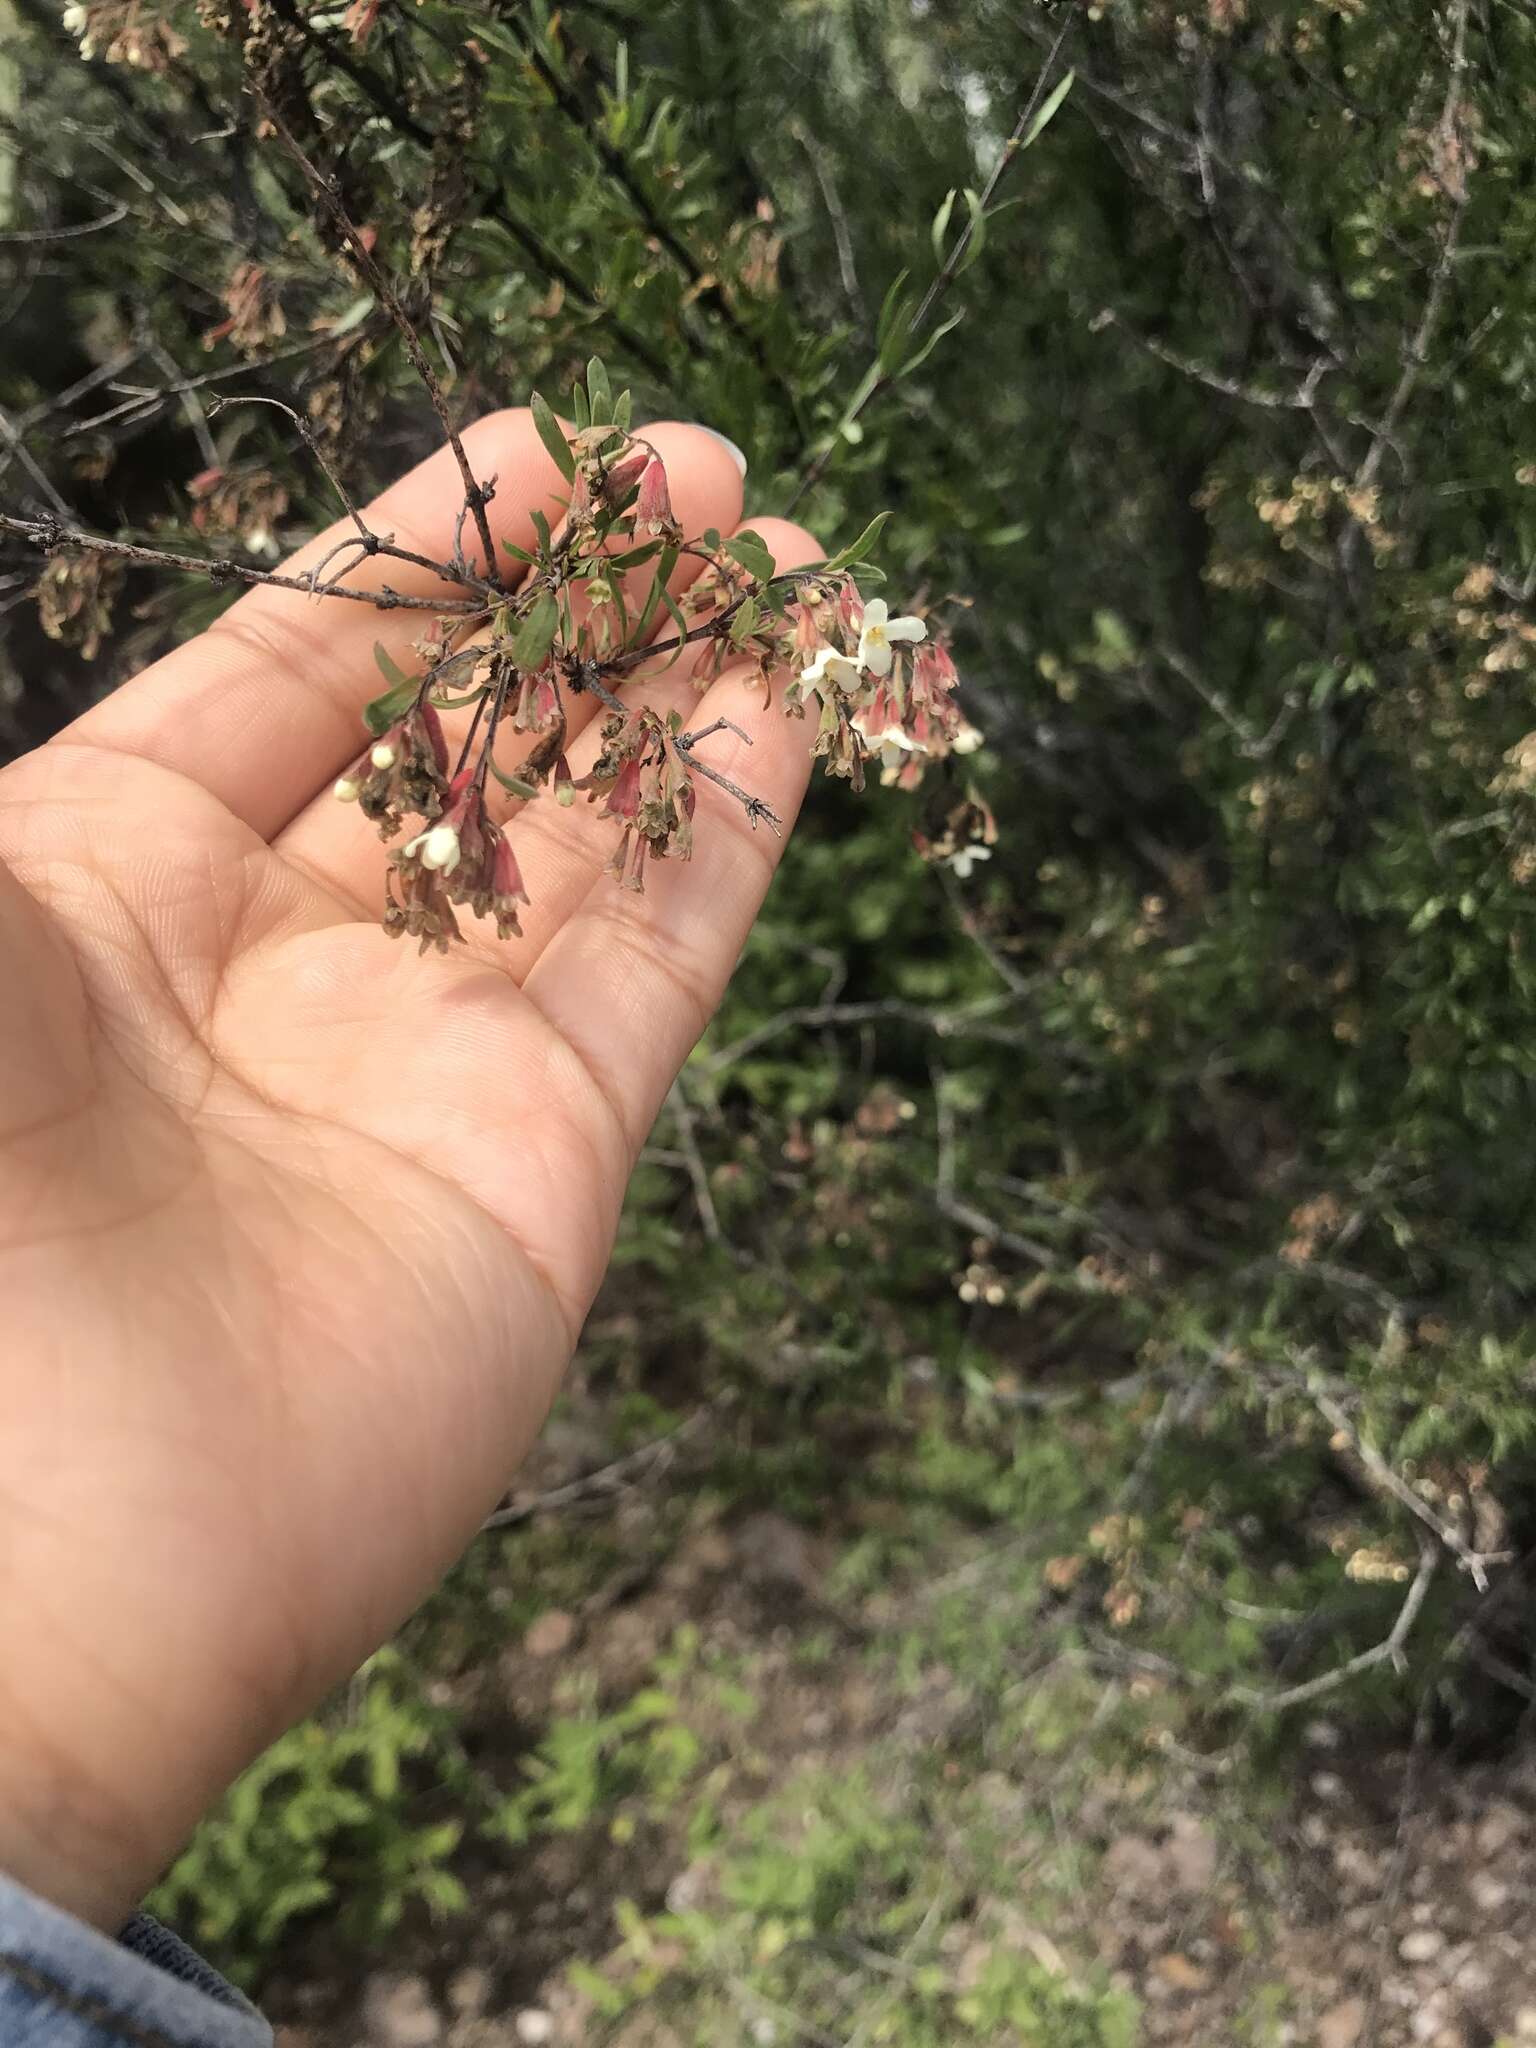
(787, 578, 981, 795)
(186, 465, 289, 559)
(35, 554, 125, 662)
(912, 787, 999, 880)
(334, 702, 451, 839)
(578, 709, 697, 891)
(327, 361, 987, 951)
(63, 0, 186, 68)
(386, 772, 530, 952)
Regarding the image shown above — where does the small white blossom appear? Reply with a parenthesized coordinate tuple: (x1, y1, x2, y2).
(949, 844, 992, 880)
(852, 711, 923, 778)
(405, 823, 462, 873)
(857, 597, 927, 678)
(951, 722, 984, 755)
(800, 646, 863, 696)
(370, 741, 398, 770)
(334, 775, 361, 803)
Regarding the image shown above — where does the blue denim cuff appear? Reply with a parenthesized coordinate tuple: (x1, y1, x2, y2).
(0, 1871, 270, 2048)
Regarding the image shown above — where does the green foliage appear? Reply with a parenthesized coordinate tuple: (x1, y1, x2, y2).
(490, 1679, 704, 1846)
(9, 0, 1536, 2021)
(146, 1652, 466, 1985)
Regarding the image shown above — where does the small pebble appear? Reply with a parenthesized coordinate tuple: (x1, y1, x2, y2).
(1399, 1928, 1443, 1964)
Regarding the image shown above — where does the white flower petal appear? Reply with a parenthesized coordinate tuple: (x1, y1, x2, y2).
(405, 824, 463, 873)
(950, 845, 993, 880)
(884, 615, 928, 645)
(803, 646, 862, 693)
(857, 628, 894, 677)
(862, 597, 890, 629)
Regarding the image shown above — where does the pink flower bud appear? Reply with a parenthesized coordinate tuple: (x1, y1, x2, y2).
(603, 450, 649, 504)
(794, 602, 823, 658)
(836, 576, 864, 643)
(491, 833, 528, 909)
(603, 753, 643, 823)
(413, 699, 449, 775)
(634, 456, 676, 536)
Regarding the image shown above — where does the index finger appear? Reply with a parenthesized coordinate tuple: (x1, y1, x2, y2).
(61, 408, 568, 841)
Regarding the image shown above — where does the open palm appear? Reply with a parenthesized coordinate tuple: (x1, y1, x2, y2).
(0, 410, 818, 1928)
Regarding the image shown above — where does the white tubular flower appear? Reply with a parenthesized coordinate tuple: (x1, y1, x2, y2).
(334, 776, 362, 803)
(852, 710, 924, 777)
(405, 823, 463, 873)
(950, 845, 993, 881)
(857, 598, 927, 677)
(801, 646, 863, 697)
(370, 741, 398, 770)
(951, 722, 984, 755)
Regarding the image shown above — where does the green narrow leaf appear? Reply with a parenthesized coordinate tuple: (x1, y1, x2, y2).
(363, 677, 417, 736)
(608, 541, 663, 572)
(659, 583, 690, 667)
(725, 529, 776, 581)
(586, 356, 613, 424)
(876, 269, 914, 374)
(364, 647, 417, 733)
(901, 309, 965, 378)
(729, 595, 760, 644)
(931, 188, 957, 267)
(955, 188, 987, 276)
(512, 589, 560, 670)
(487, 758, 541, 799)
(820, 510, 892, 576)
(1021, 70, 1075, 151)
(530, 391, 575, 483)
(634, 544, 679, 640)
(373, 642, 411, 689)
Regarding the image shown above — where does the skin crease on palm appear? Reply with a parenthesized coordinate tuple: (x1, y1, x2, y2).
(0, 408, 821, 1934)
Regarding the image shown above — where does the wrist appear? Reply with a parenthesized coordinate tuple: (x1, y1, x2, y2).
(0, 1732, 146, 1933)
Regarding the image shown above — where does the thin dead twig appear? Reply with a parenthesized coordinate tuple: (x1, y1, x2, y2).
(262, 106, 502, 587)
(0, 511, 484, 614)
(1226, 1530, 1439, 1712)
(479, 1407, 715, 1532)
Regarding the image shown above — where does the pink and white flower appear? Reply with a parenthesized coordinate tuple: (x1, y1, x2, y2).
(856, 597, 927, 678)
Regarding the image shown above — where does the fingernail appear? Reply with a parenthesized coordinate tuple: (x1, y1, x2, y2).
(694, 425, 748, 478)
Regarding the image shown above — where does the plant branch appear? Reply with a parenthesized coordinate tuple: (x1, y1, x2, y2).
(260, 0, 669, 382)
(786, 15, 1075, 514)
(1227, 1532, 1439, 1712)
(260, 106, 503, 586)
(0, 512, 484, 614)
(209, 394, 499, 599)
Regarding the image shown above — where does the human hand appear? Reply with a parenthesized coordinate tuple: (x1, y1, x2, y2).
(0, 412, 818, 1931)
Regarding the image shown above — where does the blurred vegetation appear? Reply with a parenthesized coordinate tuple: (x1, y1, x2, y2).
(4, 0, 1536, 2034)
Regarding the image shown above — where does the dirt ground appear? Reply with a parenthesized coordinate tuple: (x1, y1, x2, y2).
(257, 1478, 1536, 2048)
